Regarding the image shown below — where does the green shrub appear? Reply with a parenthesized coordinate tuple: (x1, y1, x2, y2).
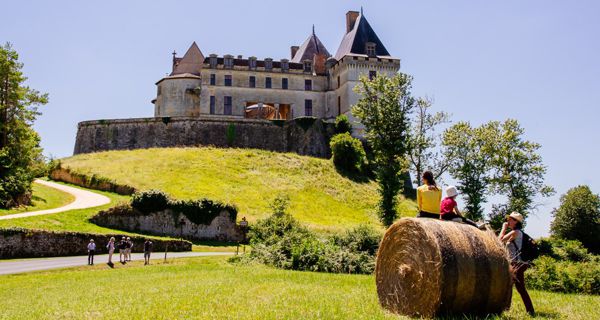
(170, 198, 237, 225)
(527, 256, 600, 295)
(131, 190, 169, 213)
(334, 114, 353, 134)
(241, 197, 381, 274)
(330, 133, 365, 173)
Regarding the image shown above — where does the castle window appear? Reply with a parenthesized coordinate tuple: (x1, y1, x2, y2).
(282, 78, 288, 90)
(337, 76, 340, 89)
(210, 96, 215, 114)
(249, 57, 257, 70)
(281, 59, 289, 72)
(157, 85, 162, 95)
(209, 55, 218, 68)
(224, 96, 232, 115)
(264, 58, 273, 71)
(224, 55, 234, 69)
(266, 77, 272, 89)
(249, 76, 256, 88)
(303, 61, 312, 73)
(304, 99, 313, 116)
(369, 70, 377, 80)
(210, 74, 216, 85)
(224, 75, 232, 86)
(305, 79, 312, 91)
(366, 42, 377, 57)
(338, 96, 341, 115)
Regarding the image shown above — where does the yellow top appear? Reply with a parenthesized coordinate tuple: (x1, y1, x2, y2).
(417, 184, 442, 214)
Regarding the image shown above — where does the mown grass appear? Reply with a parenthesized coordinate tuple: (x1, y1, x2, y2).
(0, 256, 596, 320)
(0, 182, 75, 217)
(60, 147, 418, 232)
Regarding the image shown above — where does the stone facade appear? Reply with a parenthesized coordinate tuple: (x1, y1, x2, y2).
(0, 228, 191, 259)
(74, 116, 335, 157)
(153, 10, 400, 131)
(91, 207, 243, 242)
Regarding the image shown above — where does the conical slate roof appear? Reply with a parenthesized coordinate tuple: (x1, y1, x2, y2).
(172, 42, 204, 75)
(334, 12, 391, 60)
(291, 28, 331, 63)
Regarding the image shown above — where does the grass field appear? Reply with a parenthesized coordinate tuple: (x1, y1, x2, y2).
(0, 182, 75, 217)
(0, 256, 596, 320)
(60, 147, 418, 231)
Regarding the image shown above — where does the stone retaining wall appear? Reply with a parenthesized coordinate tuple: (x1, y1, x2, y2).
(73, 116, 335, 158)
(0, 228, 191, 259)
(91, 206, 243, 242)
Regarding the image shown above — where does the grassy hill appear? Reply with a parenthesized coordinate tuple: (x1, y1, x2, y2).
(60, 147, 417, 231)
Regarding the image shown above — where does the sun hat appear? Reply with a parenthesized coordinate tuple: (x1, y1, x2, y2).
(508, 212, 524, 223)
(445, 186, 458, 197)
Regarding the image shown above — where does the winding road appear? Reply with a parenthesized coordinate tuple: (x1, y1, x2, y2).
(0, 179, 111, 220)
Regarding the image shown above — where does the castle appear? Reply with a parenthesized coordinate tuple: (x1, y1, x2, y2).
(74, 10, 400, 157)
(153, 10, 399, 122)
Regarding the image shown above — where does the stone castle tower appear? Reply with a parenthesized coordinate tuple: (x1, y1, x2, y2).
(152, 10, 400, 127)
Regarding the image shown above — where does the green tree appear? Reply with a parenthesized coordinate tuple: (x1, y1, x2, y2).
(442, 122, 493, 220)
(551, 185, 600, 254)
(407, 97, 451, 186)
(488, 119, 554, 218)
(0, 43, 48, 208)
(352, 73, 415, 226)
(334, 114, 353, 134)
(329, 132, 365, 173)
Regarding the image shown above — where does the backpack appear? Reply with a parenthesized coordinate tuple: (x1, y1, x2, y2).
(517, 231, 539, 263)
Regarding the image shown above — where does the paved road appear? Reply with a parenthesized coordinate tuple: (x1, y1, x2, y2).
(0, 179, 111, 220)
(0, 251, 234, 275)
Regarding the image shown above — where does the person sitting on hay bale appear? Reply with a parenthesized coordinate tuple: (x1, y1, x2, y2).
(439, 186, 481, 229)
(499, 212, 535, 316)
(416, 171, 442, 219)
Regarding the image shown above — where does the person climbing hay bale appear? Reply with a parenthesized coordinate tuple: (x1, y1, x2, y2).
(375, 218, 512, 318)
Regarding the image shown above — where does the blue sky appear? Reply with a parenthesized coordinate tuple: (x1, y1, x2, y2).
(2, 1, 598, 237)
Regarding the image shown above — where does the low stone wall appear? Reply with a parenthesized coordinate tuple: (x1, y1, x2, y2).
(49, 166, 135, 195)
(74, 116, 335, 158)
(0, 228, 191, 259)
(91, 206, 243, 242)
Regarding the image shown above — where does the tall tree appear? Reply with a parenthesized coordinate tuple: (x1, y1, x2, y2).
(488, 119, 554, 218)
(0, 43, 47, 208)
(407, 97, 450, 186)
(551, 185, 600, 254)
(442, 122, 493, 220)
(352, 73, 415, 226)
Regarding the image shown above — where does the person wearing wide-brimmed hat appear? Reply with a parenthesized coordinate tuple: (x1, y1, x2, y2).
(499, 212, 535, 316)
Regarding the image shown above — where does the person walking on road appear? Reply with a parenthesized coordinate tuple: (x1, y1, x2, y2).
(144, 239, 153, 265)
(499, 212, 535, 316)
(106, 237, 115, 268)
(119, 237, 128, 264)
(87, 239, 96, 265)
(125, 237, 133, 262)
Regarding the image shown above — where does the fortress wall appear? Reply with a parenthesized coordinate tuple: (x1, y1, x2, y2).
(74, 116, 335, 158)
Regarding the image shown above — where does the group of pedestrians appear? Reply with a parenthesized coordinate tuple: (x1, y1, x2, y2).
(416, 170, 535, 316)
(87, 237, 153, 268)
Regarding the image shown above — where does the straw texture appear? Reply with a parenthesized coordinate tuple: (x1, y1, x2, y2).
(375, 218, 512, 318)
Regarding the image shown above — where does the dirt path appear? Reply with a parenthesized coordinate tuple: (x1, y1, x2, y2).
(0, 179, 111, 220)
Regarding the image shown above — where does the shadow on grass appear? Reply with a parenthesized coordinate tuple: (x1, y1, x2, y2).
(31, 195, 47, 203)
(190, 240, 239, 247)
(333, 165, 371, 183)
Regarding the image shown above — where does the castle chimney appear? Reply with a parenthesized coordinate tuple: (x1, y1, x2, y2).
(291, 46, 299, 59)
(346, 11, 359, 33)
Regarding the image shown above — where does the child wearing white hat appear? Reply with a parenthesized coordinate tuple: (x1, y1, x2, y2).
(440, 186, 479, 228)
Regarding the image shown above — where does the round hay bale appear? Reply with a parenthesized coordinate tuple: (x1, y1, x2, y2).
(375, 218, 512, 318)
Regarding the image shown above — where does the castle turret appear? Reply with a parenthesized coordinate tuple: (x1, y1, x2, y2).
(154, 42, 204, 117)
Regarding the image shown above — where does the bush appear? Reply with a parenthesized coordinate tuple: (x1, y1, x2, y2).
(330, 133, 365, 173)
(527, 256, 600, 295)
(170, 199, 237, 225)
(131, 190, 170, 213)
(334, 114, 353, 134)
(241, 197, 382, 274)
